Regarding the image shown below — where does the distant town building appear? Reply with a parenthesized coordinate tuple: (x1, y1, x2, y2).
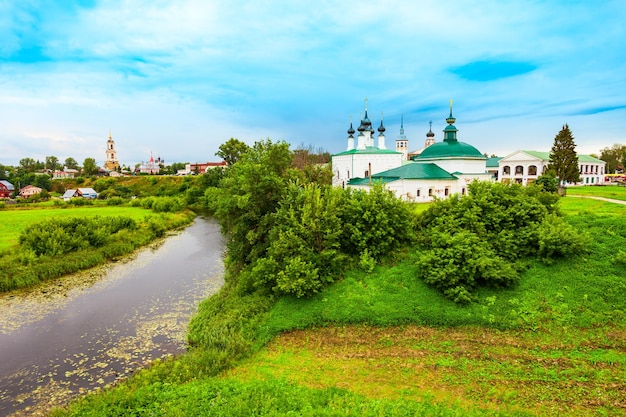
(53, 169, 79, 179)
(103, 132, 120, 172)
(181, 161, 227, 175)
(19, 185, 42, 198)
(0, 180, 14, 198)
(137, 153, 163, 175)
(62, 188, 98, 201)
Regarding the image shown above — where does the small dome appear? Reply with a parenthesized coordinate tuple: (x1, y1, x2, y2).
(417, 141, 484, 159)
(347, 122, 355, 135)
(426, 129, 435, 138)
(362, 110, 372, 127)
(378, 120, 386, 133)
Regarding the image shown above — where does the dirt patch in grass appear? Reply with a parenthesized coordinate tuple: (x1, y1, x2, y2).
(226, 325, 626, 416)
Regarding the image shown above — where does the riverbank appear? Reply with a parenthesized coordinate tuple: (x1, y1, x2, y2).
(0, 218, 225, 416)
(52, 195, 626, 416)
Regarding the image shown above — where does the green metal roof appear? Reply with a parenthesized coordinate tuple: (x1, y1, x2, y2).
(518, 151, 603, 163)
(333, 146, 402, 157)
(577, 154, 604, 163)
(416, 141, 486, 160)
(521, 150, 551, 160)
(486, 157, 502, 167)
(348, 163, 458, 186)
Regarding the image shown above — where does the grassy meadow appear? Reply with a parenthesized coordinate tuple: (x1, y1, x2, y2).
(52, 189, 626, 417)
(566, 183, 626, 201)
(0, 206, 159, 251)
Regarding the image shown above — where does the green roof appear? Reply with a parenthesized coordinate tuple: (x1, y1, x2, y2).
(519, 151, 603, 163)
(486, 157, 502, 167)
(333, 146, 402, 157)
(522, 150, 551, 160)
(348, 163, 457, 185)
(416, 141, 485, 160)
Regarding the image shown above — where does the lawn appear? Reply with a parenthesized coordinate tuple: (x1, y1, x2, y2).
(566, 183, 626, 201)
(0, 206, 155, 251)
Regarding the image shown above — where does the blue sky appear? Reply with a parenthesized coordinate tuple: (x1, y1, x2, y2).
(1, 0, 625, 167)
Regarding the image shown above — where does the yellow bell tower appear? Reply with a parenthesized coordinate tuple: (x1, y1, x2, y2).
(104, 131, 120, 171)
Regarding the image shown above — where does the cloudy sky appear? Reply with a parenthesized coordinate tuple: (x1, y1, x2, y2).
(1, 0, 625, 167)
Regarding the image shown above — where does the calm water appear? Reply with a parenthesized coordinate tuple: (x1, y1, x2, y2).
(0, 217, 225, 416)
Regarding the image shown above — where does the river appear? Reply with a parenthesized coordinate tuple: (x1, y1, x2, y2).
(0, 217, 225, 416)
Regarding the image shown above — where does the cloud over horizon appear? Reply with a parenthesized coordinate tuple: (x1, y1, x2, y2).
(1, 0, 625, 166)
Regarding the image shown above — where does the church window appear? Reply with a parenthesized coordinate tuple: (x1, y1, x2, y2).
(461, 188, 466, 195)
(428, 188, 433, 196)
(528, 165, 537, 175)
(444, 188, 449, 196)
(515, 165, 524, 175)
(416, 189, 421, 197)
(364, 170, 369, 177)
(503, 166, 510, 175)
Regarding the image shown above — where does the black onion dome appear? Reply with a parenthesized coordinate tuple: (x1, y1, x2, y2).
(378, 120, 386, 133)
(347, 122, 355, 135)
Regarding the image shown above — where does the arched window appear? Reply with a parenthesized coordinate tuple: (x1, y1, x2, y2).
(444, 188, 449, 196)
(515, 165, 524, 175)
(428, 188, 433, 196)
(528, 165, 537, 175)
(503, 166, 511, 175)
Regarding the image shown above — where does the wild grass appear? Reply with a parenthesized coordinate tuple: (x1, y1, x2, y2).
(54, 194, 626, 417)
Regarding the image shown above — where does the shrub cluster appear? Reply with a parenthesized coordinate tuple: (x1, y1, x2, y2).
(19, 216, 137, 257)
(415, 181, 588, 303)
(221, 182, 414, 298)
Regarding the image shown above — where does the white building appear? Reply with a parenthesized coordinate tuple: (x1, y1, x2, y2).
(498, 150, 606, 186)
(333, 101, 490, 202)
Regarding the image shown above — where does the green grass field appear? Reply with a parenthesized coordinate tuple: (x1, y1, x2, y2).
(0, 206, 156, 251)
(566, 183, 626, 201)
(51, 192, 626, 416)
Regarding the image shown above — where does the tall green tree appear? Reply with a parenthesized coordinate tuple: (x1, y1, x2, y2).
(19, 158, 36, 173)
(82, 158, 98, 176)
(215, 138, 250, 166)
(549, 124, 581, 185)
(45, 156, 60, 171)
(64, 157, 79, 170)
(207, 139, 292, 267)
(599, 143, 626, 174)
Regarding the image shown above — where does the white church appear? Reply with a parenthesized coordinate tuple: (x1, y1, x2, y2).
(332, 101, 491, 202)
(332, 101, 608, 200)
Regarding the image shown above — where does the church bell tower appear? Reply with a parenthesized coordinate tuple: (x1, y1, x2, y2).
(104, 131, 120, 171)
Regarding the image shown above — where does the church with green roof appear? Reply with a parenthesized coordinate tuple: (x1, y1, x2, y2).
(332, 101, 491, 202)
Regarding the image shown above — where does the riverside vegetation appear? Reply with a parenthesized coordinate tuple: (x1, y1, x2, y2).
(10, 139, 625, 416)
(0, 172, 223, 292)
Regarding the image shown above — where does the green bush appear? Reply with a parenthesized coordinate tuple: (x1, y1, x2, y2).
(416, 181, 588, 303)
(339, 184, 415, 260)
(105, 196, 126, 206)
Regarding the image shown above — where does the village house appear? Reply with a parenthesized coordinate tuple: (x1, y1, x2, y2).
(0, 180, 14, 199)
(62, 188, 98, 201)
(19, 185, 43, 198)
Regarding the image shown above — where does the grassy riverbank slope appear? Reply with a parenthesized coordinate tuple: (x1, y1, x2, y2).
(0, 201, 194, 292)
(52, 191, 626, 416)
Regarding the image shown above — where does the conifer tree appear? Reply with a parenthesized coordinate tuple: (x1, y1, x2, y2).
(549, 124, 580, 186)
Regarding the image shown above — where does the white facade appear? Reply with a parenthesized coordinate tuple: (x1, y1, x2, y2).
(332, 152, 403, 187)
(498, 150, 606, 186)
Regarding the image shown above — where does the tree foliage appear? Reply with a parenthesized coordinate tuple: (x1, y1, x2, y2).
(549, 124, 581, 185)
(83, 157, 98, 176)
(216, 138, 250, 166)
(599, 143, 626, 174)
(208, 138, 416, 298)
(64, 157, 79, 170)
